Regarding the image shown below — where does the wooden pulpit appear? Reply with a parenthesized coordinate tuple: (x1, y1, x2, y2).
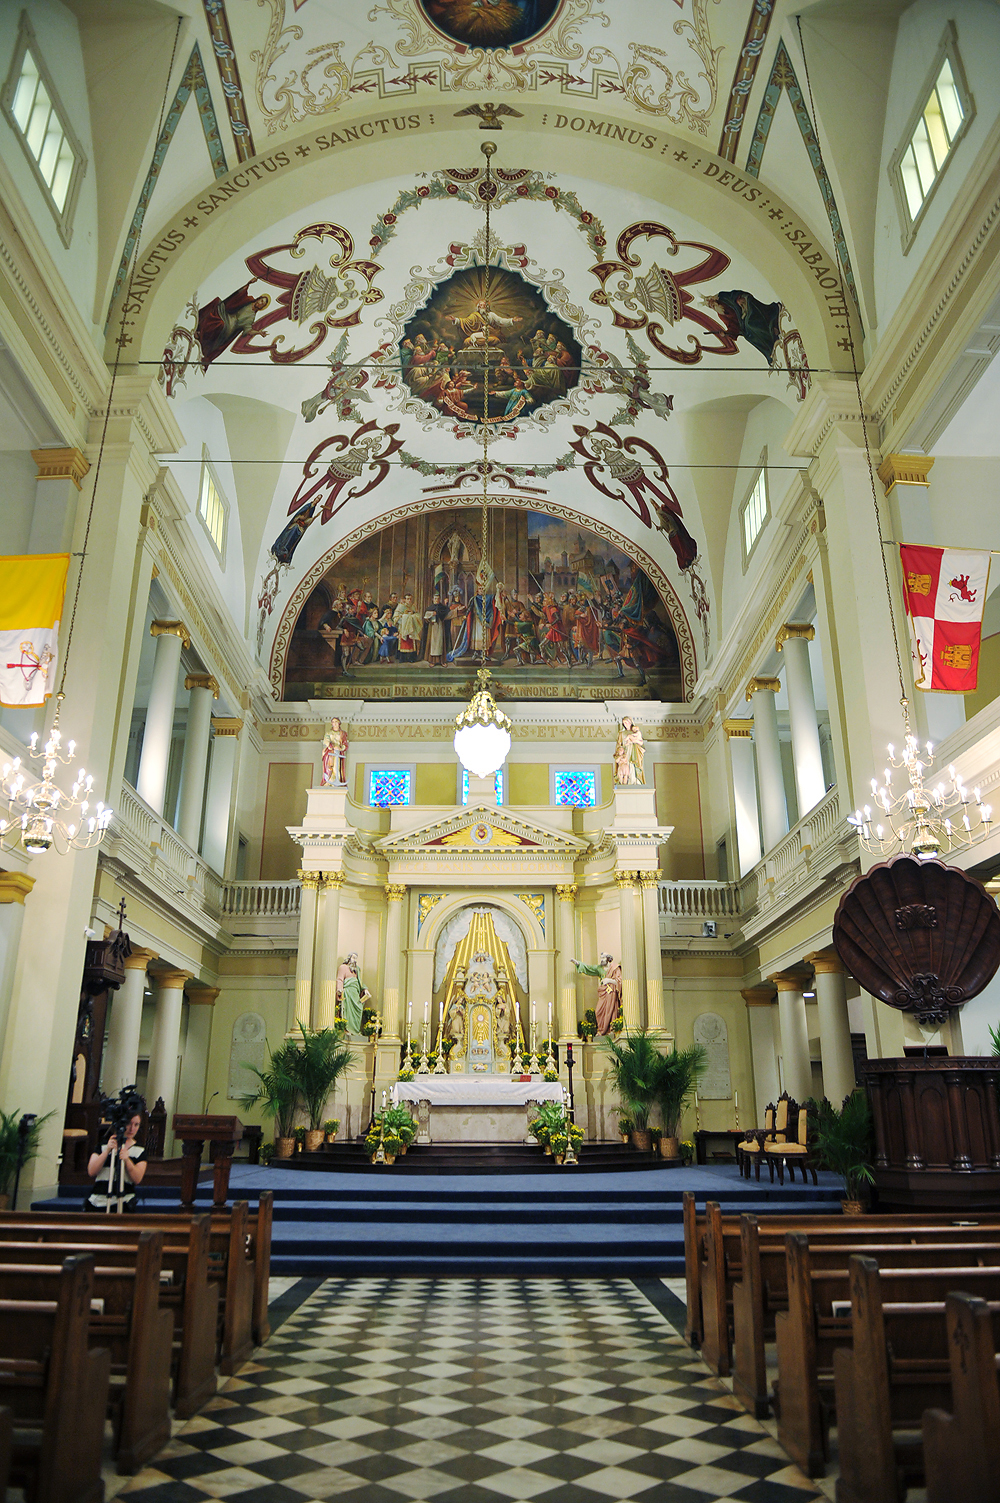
(173, 1114, 244, 1208)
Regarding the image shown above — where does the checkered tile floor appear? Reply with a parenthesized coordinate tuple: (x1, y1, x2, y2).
(119, 1278, 819, 1502)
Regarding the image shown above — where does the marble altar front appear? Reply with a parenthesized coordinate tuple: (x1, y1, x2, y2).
(392, 1076, 565, 1143)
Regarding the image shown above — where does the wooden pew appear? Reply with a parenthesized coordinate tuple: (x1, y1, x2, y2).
(0, 1230, 172, 1472)
(0, 1215, 219, 1418)
(775, 1237, 1000, 1479)
(731, 1215, 1000, 1417)
(922, 1292, 1000, 1503)
(0, 1406, 11, 1503)
(0, 1255, 111, 1503)
(0, 1190, 272, 1354)
(687, 1194, 1000, 1367)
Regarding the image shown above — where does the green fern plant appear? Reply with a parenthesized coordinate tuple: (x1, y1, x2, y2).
(812, 1090, 875, 1203)
(600, 1029, 663, 1131)
(237, 1040, 300, 1140)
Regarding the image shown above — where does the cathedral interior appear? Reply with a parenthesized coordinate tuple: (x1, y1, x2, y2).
(1, 2, 1000, 1500)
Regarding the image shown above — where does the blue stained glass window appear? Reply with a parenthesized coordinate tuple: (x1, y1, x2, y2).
(370, 769, 411, 806)
(554, 770, 597, 807)
(462, 768, 503, 806)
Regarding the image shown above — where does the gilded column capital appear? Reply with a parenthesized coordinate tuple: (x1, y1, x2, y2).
(722, 719, 754, 740)
(384, 883, 407, 903)
(0, 872, 36, 904)
(297, 870, 323, 890)
(151, 619, 191, 649)
(769, 969, 809, 993)
(637, 870, 661, 890)
(212, 717, 243, 737)
(154, 969, 191, 989)
(877, 453, 933, 495)
(745, 676, 781, 702)
(32, 446, 90, 489)
(742, 983, 777, 1006)
(775, 623, 815, 652)
(123, 946, 158, 971)
(324, 871, 346, 890)
(555, 883, 578, 903)
(805, 948, 845, 975)
(185, 673, 220, 699)
(188, 986, 220, 1005)
(615, 870, 637, 890)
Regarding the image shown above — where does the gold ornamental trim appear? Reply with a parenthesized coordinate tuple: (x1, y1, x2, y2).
(769, 968, 810, 993)
(723, 719, 754, 740)
(297, 870, 323, 890)
(185, 673, 220, 699)
(745, 676, 781, 702)
(324, 872, 346, 890)
(32, 447, 90, 489)
(555, 883, 578, 903)
(742, 983, 777, 1006)
(384, 883, 407, 902)
(151, 619, 191, 649)
(154, 969, 191, 988)
(637, 871, 662, 889)
(123, 946, 158, 971)
(805, 948, 844, 975)
(0, 872, 36, 904)
(212, 717, 243, 737)
(775, 623, 815, 652)
(877, 453, 934, 495)
(615, 870, 636, 890)
(188, 986, 220, 1005)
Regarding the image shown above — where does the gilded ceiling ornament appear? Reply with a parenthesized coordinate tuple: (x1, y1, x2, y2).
(517, 893, 545, 931)
(417, 893, 443, 931)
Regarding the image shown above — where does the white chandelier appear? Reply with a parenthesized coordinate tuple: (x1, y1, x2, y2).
(0, 694, 113, 855)
(849, 709, 992, 861)
(454, 668, 512, 779)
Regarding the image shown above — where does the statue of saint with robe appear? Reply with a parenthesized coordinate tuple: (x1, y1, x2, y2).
(337, 952, 370, 1033)
(572, 953, 623, 1035)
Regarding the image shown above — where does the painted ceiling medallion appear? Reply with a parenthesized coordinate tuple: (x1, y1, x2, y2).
(401, 265, 580, 426)
(417, 0, 561, 50)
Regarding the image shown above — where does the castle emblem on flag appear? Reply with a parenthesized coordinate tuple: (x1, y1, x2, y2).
(899, 544, 991, 694)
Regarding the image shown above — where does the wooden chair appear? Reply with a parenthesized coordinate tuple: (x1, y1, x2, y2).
(765, 1098, 817, 1184)
(737, 1102, 775, 1179)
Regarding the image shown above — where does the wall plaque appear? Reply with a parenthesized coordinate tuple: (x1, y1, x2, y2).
(228, 1012, 267, 1100)
(693, 1011, 731, 1100)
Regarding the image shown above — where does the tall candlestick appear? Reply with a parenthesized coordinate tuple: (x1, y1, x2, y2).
(547, 999, 552, 1041)
(382, 1089, 387, 1110)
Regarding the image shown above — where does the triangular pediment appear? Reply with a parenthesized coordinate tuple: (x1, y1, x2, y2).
(377, 805, 587, 856)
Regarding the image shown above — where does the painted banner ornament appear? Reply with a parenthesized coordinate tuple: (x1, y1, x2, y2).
(900, 544, 991, 693)
(0, 553, 69, 707)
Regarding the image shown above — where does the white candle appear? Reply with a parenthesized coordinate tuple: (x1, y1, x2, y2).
(547, 1000, 552, 1038)
(424, 998, 429, 1021)
(531, 1000, 536, 1027)
(734, 1091, 738, 1111)
(382, 1089, 387, 1109)
(694, 1091, 699, 1107)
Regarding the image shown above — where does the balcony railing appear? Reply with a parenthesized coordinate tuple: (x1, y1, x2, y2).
(112, 783, 300, 930)
(658, 881, 741, 919)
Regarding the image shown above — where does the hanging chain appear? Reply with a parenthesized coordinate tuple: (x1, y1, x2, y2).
(795, 17, 910, 724)
(478, 142, 496, 666)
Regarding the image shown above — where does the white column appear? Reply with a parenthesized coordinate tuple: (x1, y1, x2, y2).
(201, 716, 242, 873)
(293, 872, 321, 1030)
(807, 949, 856, 1106)
(555, 883, 578, 1042)
(744, 986, 780, 1120)
(638, 872, 666, 1030)
(771, 970, 812, 1101)
(147, 969, 190, 1115)
(615, 870, 641, 1029)
(176, 674, 218, 849)
(136, 621, 189, 814)
(747, 677, 788, 851)
(725, 721, 762, 874)
(316, 873, 345, 1030)
(175, 990, 217, 1115)
(0, 873, 33, 1059)
(778, 625, 826, 816)
(383, 884, 406, 1039)
(102, 947, 156, 1094)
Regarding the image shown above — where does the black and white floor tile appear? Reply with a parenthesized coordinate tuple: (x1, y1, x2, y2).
(118, 1278, 819, 1502)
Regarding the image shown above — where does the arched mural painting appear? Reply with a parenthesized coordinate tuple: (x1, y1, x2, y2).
(280, 506, 683, 702)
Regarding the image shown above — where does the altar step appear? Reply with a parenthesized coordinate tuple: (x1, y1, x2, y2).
(277, 1141, 675, 1174)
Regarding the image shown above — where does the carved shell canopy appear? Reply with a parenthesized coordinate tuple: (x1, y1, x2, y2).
(832, 855, 1000, 1027)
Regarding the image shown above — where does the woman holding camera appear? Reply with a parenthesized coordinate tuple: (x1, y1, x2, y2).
(86, 1111, 147, 1211)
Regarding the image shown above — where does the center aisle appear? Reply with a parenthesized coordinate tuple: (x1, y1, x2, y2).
(119, 1277, 819, 1503)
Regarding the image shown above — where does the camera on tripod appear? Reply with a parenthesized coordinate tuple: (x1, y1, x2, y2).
(99, 1085, 145, 1146)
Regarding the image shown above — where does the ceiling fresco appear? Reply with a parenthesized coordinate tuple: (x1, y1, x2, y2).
(151, 160, 818, 701)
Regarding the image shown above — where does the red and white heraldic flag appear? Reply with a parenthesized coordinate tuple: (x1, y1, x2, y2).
(900, 545, 991, 693)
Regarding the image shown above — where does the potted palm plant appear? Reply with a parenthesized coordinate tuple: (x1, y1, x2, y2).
(653, 1043, 707, 1158)
(289, 1023, 358, 1151)
(238, 1039, 300, 1158)
(812, 1090, 875, 1214)
(0, 1108, 54, 1209)
(602, 1029, 662, 1151)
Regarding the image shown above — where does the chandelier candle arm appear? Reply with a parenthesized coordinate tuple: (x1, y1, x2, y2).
(849, 700, 992, 860)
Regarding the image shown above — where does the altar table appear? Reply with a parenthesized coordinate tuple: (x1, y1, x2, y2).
(391, 1076, 565, 1143)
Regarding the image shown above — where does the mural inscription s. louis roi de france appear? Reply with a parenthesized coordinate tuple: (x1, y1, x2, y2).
(401, 266, 581, 427)
(280, 507, 681, 704)
(417, 0, 562, 49)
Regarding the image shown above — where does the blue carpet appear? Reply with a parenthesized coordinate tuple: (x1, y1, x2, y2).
(34, 1162, 845, 1277)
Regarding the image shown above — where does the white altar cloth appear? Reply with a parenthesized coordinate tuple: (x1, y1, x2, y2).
(392, 1077, 564, 1107)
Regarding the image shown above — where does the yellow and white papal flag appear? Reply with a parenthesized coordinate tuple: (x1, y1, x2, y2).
(0, 554, 69, 707)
